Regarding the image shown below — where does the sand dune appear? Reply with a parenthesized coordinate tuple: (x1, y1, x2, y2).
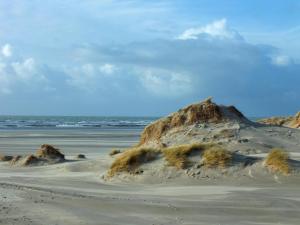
(105, 99, 300, 183)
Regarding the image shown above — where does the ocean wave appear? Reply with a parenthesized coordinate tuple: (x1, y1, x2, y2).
(0, 116, 155, 129)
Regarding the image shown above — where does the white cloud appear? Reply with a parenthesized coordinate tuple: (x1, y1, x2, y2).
(1, 44, 12, 58)
(0, 56, 47, 94)
(177, 19, 242, 40)
(11, 58, 45, 81)
(139, 68, 192, 97)
(66, 62, 192, 97)
(0, 44, 48, 94)
(272, 55, 291, 66)
(66, 63, 117, 92)
(99, 63, 116, 75)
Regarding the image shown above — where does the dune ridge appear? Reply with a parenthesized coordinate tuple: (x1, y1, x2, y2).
(106, 98, 300, 181)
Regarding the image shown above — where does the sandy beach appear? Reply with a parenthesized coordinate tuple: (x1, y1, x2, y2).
(0, 128, 142, 155)
(1, 127, 300, 225)
(2, 1, 300, 224)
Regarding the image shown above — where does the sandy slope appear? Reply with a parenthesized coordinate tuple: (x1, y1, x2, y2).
(1, 154, 300, 225)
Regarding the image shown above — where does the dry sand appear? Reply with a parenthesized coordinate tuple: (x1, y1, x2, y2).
(1, 128, 300, 225)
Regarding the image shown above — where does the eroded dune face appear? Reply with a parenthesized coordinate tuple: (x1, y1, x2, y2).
(138, 98, 252, 148)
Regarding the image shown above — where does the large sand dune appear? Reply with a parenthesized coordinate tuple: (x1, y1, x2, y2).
(105, 99, 300, 182)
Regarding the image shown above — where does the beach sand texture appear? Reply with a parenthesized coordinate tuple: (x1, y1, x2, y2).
(1, 127, 300, 225)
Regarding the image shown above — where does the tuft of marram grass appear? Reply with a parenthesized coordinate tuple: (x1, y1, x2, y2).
(108, 148, 160, 177)
(264, 148, 290, 175)
(202, 146, 232, 168)
(108, 142, 234, 177)
(163, 143, 215, 169)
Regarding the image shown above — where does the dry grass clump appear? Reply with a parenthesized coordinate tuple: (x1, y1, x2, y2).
(139, 118, 171, 146)
(109, 149, 121, 156)
(108, 142, 236, 177)
(36, 144, 65, 161)
(170, 114, 186, 127)
(163, 143, 214, 169)
(108, 148, 160, 177)
(202, 147, 232, 168)
(264, 148, 290, 174)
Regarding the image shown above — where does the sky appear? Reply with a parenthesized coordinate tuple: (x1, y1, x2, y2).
(0, 0, 300, 117)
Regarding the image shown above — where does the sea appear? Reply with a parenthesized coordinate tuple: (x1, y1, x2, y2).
(0, 115, 157, 130)
(0, 115, 262, 130)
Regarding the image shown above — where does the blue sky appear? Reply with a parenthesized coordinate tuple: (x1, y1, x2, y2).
(0, 0, 299, 117)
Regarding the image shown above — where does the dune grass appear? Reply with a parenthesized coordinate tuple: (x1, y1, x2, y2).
(201, 146, 232, 168)
(264, 148, 290, 175)
(163, 143, 215, 169)
(108, 142, 234, 177)
(108, 148, 160, 177)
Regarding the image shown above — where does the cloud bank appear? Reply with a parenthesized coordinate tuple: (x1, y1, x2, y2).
(1, 19, 300, 116)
